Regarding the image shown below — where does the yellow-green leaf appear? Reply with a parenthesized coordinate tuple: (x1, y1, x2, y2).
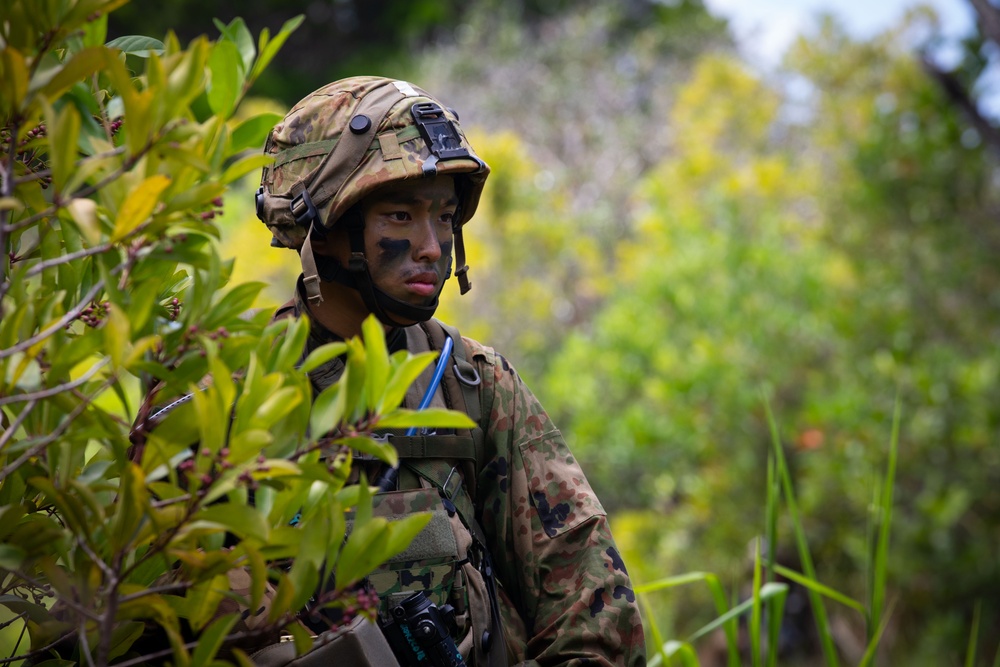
(45, 100, 81, 194)
(377, 408, 475, 430)
(104, 303, 130, 369)
(112, 174, 171, 242)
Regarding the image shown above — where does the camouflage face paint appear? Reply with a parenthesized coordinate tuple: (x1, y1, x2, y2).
(377, 238, 411, 262)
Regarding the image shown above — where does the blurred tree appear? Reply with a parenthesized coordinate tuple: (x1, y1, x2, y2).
(107, 0, 722, 105)
(532, 9, 1000, 663)
(421, 1, 731, 378)
(921, 0, 1000, 156)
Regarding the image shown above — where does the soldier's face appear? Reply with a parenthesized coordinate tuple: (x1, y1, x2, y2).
(360, 174, 457, 307)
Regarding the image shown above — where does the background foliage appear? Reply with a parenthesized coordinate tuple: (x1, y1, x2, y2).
(22, 0, 1000, 664)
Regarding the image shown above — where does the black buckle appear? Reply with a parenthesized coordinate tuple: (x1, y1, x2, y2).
(290, 190, 318, 228)
(411, 102, 471, 161)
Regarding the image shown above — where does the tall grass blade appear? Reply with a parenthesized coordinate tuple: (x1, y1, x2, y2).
(965, 600, 982, 667)
(869, 396, 901, 642)
(751, 538, 763, 667)
(640, 595, 670, 667)
(688, 582, 788, 643)
(636, 572, 739, 666)
(766, 580, 787, 667)
(763, 393, 840, 667)
(858, 599, 896, 667)
(648, 640, 702, 667)
(766, 453, 779, 584)
(773, 564, 866, 615)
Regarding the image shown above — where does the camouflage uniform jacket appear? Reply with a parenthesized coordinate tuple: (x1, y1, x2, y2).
(283, 290, 646, 667)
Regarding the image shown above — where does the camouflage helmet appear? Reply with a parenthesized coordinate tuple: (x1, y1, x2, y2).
(255, 76, 490, 311)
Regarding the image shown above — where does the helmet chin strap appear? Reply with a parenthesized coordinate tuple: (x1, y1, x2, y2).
(311, 211, 445, 328)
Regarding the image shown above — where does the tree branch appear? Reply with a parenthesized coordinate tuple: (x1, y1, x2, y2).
(921, 55, 1000, 158)
(0, 358, 109, 408)
(23, 242, 116, 279)
(970, 0, 1000, 48)
(0, 373, 117, 483)
(0, 279, 105, 361)
(0, 400, 37, 450)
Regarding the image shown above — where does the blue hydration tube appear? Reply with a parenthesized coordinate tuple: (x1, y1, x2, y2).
(406, 335, 454, 436)
(377, 334, 454, 490)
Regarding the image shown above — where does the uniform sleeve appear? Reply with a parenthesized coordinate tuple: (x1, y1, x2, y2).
(471, 343, 646, 667)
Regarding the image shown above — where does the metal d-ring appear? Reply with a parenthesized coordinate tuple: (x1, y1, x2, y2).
(453, 362, 481, 387)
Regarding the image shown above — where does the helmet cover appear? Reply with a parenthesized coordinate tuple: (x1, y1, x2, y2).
(257, 76, 490, 250)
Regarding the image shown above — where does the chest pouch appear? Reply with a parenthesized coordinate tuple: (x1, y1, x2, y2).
(358, 480, 496, 666)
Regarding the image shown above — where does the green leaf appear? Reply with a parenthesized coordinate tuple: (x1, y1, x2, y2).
(197, 504, 269, 543)
(186, 573, 230, 632)
(230, 112, 282, 152)
(221, 153, 274, 185)
(207, 39, 241, 117)
(0, 48, 29, 116)
(106, 35, 165, 58)
(191, 613, 239, 667)
(377, 408, 475, 430)
(112, 174, 171, 242)
(103, 303, 130, 369)
(37, 46, 107, 100)
(252, 386, 303, 429)
(335, 436, 397, 467)
(107, 621, 147, 663)
(310, 381, 345, 440)
(287, 622, 314, 656)
(108, 463, 150, 552)
(214, 17, 256, 74)
(0, 544, 27, 569)
(300, 341, 348, 374)
(334, 517, 391, 591)
(249, 15, 304, 83)
(379, 352, 436, 413)
(362, 315, 390, 412)
(44, 100, 81, 194)
(202, 282, 264, 329)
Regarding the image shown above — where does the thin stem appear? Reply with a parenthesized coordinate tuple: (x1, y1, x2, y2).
(23, 242, 115, 279)
(12, 145, 127, 186)
(0, 611, 27, 632)
(95, 551, 123, 666)
(0, 373, 116, 483)
(0, 399, 37, 450)
(77, 614, 97, 667)
(0, 358, 108, 407)
(0, 278, 105, 361)
(118, 581, 192, 603)
(2, 568, 99, 621)
(0, 629, 79, 666)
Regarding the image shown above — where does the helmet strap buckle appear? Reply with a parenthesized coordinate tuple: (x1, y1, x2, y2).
(291, 190, 319, 228)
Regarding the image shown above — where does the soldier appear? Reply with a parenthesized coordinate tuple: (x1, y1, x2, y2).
(255, 76, 646, 667)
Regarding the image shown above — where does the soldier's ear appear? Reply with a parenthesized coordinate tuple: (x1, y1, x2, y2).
(310, 226, 351, 260)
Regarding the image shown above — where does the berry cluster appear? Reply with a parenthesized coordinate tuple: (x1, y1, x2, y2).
(338, 586, 381, 627)
(175, 324, 230, 356)
(3, 123, 51, 188)
(78, 300, 111, 328)
(166, 297, 182, 321)
(200, 197, 225, 221)
(178, 449, 270, 492)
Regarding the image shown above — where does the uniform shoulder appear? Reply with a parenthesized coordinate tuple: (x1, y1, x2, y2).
(459, 334, 499, 367)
